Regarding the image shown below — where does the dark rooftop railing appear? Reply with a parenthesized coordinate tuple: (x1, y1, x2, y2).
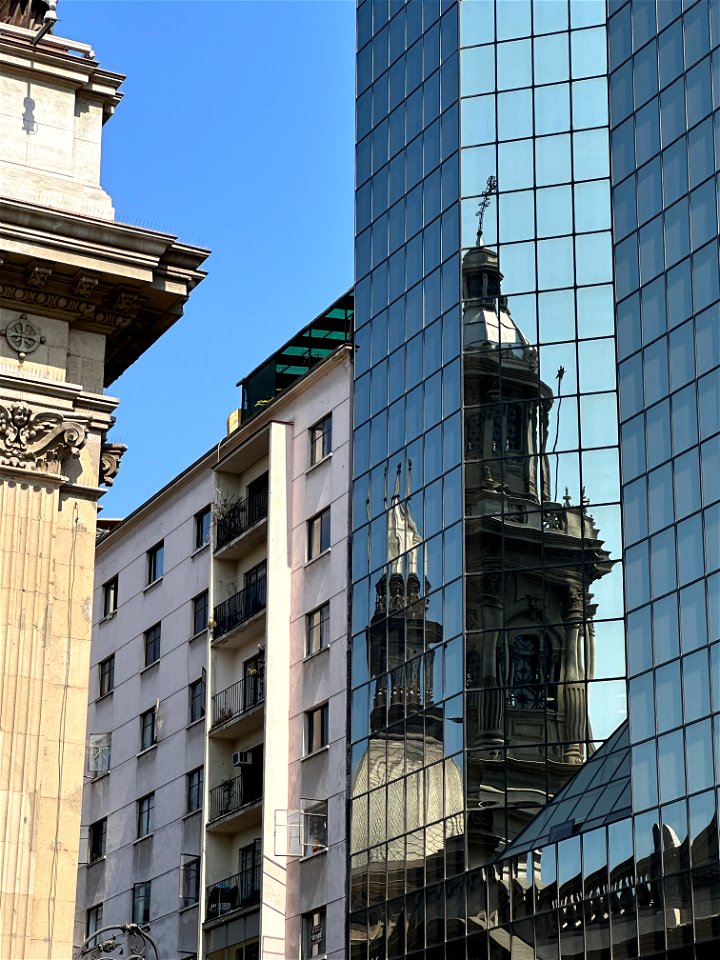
(211, 673, 264, 727)
(214, 577, 266, 640)
(205, 863, 260, 921)
(215, 486, 268, 550)
(240, 291, 353, 421)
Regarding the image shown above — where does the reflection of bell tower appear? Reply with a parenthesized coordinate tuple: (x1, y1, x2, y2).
(368, 465, 440, 731)
(462, 184, 612, 866)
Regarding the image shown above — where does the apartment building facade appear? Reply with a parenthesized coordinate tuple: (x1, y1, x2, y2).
(204, 295, 353, 960)
(75, 456, 214, 957)
(76, 295, 354, 960)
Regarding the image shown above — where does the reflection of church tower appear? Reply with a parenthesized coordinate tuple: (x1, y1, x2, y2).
(462, 194, 612, 866)
(368, 465, 440, 724)
(352, 468, 464, 952)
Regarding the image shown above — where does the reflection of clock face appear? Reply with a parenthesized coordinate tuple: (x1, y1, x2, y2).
(508, 635, 546, 709)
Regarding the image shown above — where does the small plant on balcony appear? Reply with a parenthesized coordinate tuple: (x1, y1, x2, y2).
(219, 776, 236, 815)
(214, 706, 234, 726)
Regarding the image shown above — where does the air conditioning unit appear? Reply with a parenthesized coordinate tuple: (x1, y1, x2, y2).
(232, 750, 252, 767)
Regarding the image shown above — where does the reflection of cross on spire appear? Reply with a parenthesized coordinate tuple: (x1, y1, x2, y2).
(476, 175, 497, 244)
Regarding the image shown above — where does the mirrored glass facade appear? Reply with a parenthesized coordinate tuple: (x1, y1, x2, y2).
(350, 1, 630, 956)
(462, 0, 720, 958)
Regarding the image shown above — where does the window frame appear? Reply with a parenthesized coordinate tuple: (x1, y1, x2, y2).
(309, 414, 332, 466)
(144, 623, 161, 668)
(86, 903, 103, 939)
(189, 678, 205, 723)
(132, 881, 151, 925)
(98, 655, 115, 698)
(102, 576, 118, 618)
(192, 591, 209, 635)
(307, 508, 331, 561)
(194, 506, 211, 550)
(305, 703, 329, 756)
(305, 602, 330, 656)
(140, 707, 156, 751)
(181, 856, 201, 907)
(187, 766, 204, 813)
(146, 541, 164, 584)
(302, 907, 327, 959)
(137, 793, 155, 839)
(88, 817, 107, 863)
(88, 733, 111, 777)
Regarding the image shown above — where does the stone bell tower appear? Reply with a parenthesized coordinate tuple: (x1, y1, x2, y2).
(0, 7, 208, 957)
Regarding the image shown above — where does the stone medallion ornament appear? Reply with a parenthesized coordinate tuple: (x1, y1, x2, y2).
(2, 315, 46, 360)
(0, 401, 86, 472)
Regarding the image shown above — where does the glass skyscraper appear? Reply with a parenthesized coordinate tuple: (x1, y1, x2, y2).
(350, 0, 719, 957)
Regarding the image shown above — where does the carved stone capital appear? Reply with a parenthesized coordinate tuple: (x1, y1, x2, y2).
(99, 441, 127, 487)
(0, 402, 87, 473)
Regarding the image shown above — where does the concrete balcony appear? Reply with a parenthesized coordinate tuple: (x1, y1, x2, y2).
(210, 674, 264, 738)
(213, 577, 266, 644)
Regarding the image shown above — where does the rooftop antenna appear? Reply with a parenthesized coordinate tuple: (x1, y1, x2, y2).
(31, 0, 57, 46)
(475, 175, 497, 244)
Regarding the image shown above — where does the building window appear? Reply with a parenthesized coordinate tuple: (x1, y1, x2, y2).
(140, 707, 156, 750)
(137, 793, 154, 838)
(187, 767, 203, 813)
(98, 655, 114, 697)
(305, 704, 329, 755)
(306, 602, 330, 656)
(189, 678, 205, 723)
(132, 882, 151, 924)
(146, 541, 164, 584)
(302, 908, 326, 959)
(88, 818, 107, 863)
(87, 733, 111, 777)
(86, 903, 103, 939)
(307, 508, 330, 560)
(181, 856, 201, 906)
(239, 838, 262, 904)
(102, 576, 118, 618)
(195, 506, 211, 549)
(192, 591, 208, 635)
(309, 414, 332, 465)
(235, 942, 260, 960)
(144, 623, 161, 667)
(301, 801, 328, 856)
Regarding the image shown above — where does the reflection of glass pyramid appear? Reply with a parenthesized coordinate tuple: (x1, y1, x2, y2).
(495, 720, 630, 861)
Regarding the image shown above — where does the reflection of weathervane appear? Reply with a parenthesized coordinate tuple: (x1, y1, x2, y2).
(476, 175, 497, 243)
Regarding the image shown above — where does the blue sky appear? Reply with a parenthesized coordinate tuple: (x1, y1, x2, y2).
(60, 0, 356, 516)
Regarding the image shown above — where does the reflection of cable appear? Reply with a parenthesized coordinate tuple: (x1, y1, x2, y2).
(551, 366, 565, 503)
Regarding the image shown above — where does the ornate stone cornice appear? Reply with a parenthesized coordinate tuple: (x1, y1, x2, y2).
(99, 441, 127, 487)
(0, 400, 86, 472)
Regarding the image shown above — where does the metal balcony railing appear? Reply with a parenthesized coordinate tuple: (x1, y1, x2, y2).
(213, 577, 266, 639)
(215, 487, 268, 550)
(208, 775, 262, 822)
(205, 866, 260, 921)
(211, 673, 265, 727)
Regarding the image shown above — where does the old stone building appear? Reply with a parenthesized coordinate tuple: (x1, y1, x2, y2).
(0, 2, 207, 955)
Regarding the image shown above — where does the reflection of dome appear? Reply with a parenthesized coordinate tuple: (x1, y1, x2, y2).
(462, 242, 538, 369)
(463, 302, 532, 353)
(351, 737, 464, 853)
